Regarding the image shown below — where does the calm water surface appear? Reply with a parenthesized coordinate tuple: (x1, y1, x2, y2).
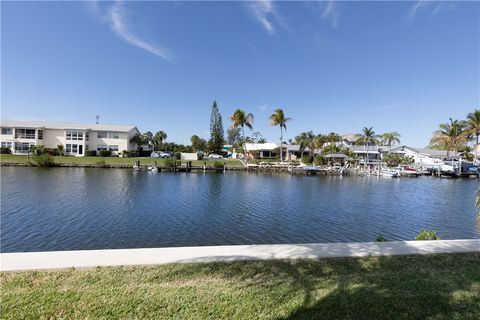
(1, 167, 478, 252)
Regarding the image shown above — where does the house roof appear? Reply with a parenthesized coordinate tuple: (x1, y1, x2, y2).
(341, 134, 357, 143)
(0, 120, 138, 133)
(285, 144, 310, 152)
(245, 143, 278, 151)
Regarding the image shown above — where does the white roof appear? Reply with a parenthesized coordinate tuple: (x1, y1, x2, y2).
(0, 120, 138, 133)
(245, 143, 278, 151)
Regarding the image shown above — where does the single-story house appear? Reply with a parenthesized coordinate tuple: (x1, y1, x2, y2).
(244, 143, 279, 159)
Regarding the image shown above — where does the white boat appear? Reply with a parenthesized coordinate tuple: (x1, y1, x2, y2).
(150, 167, 158, 173)
(133, 165, 140, 171)
(381, 169, 400, 178)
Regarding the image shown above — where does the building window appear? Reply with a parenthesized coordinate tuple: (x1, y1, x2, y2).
(14, 129, 36, 139)
(66, 144, 80, 155)
(109, 145, 119, 152)
(109, 132, 120, 139)
(85, 132, 89, 141)
(97, 145, 108, 151)
(66, 131, 84, 141)
(1, 128, 12, 135)
(14, 142, 32, 153)
(1, 142, 12, 148)
(97, 132, 107, 139)
(38, 130, 43, 140)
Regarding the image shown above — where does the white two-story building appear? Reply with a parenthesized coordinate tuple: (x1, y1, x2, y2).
(0, 120, 141, 156)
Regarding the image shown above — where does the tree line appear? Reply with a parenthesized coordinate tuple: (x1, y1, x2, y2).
(130, 101, 479, 162)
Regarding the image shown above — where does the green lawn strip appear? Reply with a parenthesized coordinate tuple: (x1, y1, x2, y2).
(1, 253, 479, 319)
(0, 155, 244, 168)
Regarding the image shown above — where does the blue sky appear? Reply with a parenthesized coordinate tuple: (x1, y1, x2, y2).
(1, 1, 479, 147)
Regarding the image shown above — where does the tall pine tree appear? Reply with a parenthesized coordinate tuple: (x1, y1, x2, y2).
(207, 100, 225, 154)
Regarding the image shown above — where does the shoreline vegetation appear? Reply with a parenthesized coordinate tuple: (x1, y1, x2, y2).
(1, 253, 479, 319)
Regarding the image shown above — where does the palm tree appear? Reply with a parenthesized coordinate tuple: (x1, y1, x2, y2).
(430, 118, 466, 157)
(326, 132, 341, 145)
(130, 133, 146, 151)
(295, 131, 317, 163)
(153, 131, 167, 150)
(355, 127, 379, 163)
(269, 109, 292, 162)
(381, 131, 401, 152)
(230, 109, 254, 160)
(465, 109, 480, 162)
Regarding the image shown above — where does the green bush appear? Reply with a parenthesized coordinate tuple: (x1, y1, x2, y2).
(197, 151, 204, 160)
(376, 235, 388, 242)
(0, 147, 11, 154)
(174, 152, 181, 160)
(163, 158, 175, 168)
(302, 155, 313, 164)
(313, 155, 326, 166)
(99, 150, 112, 157)
(96, 160, 107, 167)
(415, 229, 440, 241)
(57, 145, 64, 156)
(212, 161, 224, 168)
(33, 154, 55, 167)
(85, 150, 97, 157)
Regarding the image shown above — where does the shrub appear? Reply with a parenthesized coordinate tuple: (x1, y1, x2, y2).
(415, 229, 440, 241)
(197, 151, 204, 160)
(0, 147, 11, 154)
(57, 144, 64, 156)
(212, 161, 224, 168)
(96, 160, 107, 167)
(174, 152, 181, 160)
(302, 155, 313, 164)
(99, 150, 112, 157)
(33, 154, 55, 167)
(86, 150, 97, 157)
(163, 158, 175, 168)
(120, 150, 128, 158)
(313, 155, 326, 166)
(376, 235, 388, 242)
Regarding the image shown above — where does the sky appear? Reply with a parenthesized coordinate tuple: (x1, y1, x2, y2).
(1, 0, 479, 147)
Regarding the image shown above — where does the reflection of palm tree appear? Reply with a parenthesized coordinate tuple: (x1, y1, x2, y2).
(381, 132, 401, 152)
(429, 118, 466, 157)
(355, 127, 379, 163)
(269, 109, 292, 162)
(230, 109, 254, 160)
(465, 109, 480, 162)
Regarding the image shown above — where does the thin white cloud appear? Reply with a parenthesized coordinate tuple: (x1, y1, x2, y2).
(408, 1, 456, 21)
(247, 0, 278, 35)
(87, 1, 173, 61)
(322, 0, 339, 27)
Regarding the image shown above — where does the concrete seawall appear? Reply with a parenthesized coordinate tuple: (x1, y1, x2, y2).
(1, 239, 478, 272)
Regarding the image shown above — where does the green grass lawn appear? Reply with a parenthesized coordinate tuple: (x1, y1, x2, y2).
(1, 253, 479, 319)
(0, 154, 244, 168)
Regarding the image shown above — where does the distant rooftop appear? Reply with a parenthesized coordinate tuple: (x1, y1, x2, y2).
(0, 120, 138, 132)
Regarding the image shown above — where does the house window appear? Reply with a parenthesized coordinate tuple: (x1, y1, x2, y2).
(66, 144, 80, 155)
(14, 142, 32, 153)
(85, 132, 89, 141)
(37, 130, 43, 140)
(1, 142, 12, 148)
(1, 128, 12, 135)
(97, 145, 108, 151)
(97, 132, 107, 139)
(109, 145, 119, 152)
(109, 132, 120, 139)
(66, 131, 83, 141)
(15, 129, 36, 139)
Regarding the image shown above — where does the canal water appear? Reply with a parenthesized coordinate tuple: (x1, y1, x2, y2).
(1, 167, 478, 252)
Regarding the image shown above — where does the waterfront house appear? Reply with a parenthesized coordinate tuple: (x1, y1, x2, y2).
(390, 145, 460, 168)
(0, 120, 141, 156)
(245, 143, 279, 159)
(284, 144, 311, 161)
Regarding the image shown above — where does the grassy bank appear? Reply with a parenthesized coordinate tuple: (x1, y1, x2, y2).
(1, 253, 479, 319)
(0, 154, 244, 168)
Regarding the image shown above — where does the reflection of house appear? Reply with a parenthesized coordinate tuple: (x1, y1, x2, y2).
(390, 145, 459, 168)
